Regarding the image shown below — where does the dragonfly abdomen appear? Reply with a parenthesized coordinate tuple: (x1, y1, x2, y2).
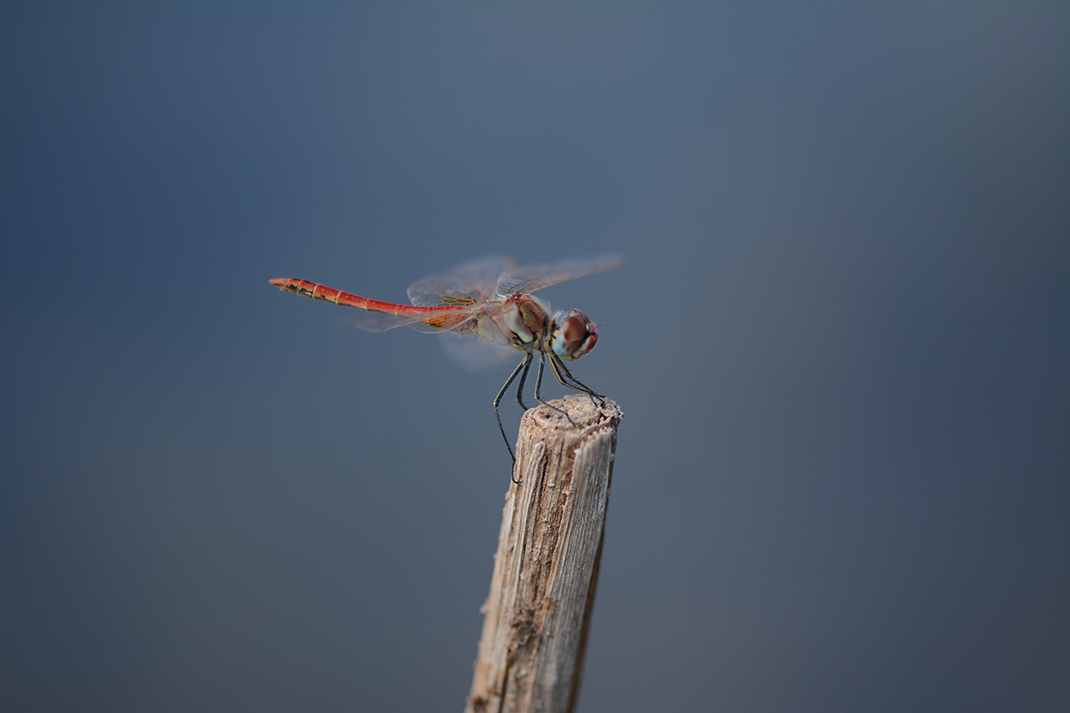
(269, 277, 460, 320)
(269, 277, 374, 308)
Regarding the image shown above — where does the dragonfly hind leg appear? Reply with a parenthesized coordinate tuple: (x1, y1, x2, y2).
(494, 352, 533, 471)
(514, 352, 533, 411)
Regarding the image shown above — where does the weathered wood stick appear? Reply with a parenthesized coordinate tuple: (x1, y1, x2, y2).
(466, 395, 623, 713)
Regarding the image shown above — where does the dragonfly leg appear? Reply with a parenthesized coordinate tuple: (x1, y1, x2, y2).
(495, 352, 532, 472)
(514, 352, 533, 411)
(548, 350, 606, 406)
(533, 351, 578, 426)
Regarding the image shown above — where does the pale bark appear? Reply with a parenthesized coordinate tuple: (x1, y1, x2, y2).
(466, 395, 623, 713)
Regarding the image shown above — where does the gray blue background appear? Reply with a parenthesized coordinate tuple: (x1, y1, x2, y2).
(2, 4, 1067, 711)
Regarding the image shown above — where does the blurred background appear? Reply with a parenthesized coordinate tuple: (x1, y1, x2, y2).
(2, 4, 1067, 711)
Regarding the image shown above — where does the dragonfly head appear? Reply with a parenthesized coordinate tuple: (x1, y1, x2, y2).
(550, 310, 598, 361)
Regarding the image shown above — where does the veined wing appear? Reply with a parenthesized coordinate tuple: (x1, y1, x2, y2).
(495, 253, 626, 297)
(407, 255, 516, 308)
(345, 310, 478, 334)
(438, 331, 519, 372)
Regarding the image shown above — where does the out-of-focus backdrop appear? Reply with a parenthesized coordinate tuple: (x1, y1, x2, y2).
(2, 5, 1067, 711)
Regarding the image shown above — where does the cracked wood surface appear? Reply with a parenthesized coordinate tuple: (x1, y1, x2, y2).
(466, 395, 622, 713)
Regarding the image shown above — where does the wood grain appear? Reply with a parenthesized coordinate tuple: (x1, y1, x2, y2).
(466, 395, 623, 713)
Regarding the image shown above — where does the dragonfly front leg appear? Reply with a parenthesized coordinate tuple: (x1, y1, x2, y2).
(534, 351, 578, 426)
(547, 350, 605, 406)
(494, 352, 533, 468)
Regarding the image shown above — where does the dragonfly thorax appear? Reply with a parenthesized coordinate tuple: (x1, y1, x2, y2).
(476, 295, 551, 352)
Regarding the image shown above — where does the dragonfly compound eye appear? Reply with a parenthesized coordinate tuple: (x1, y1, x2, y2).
(552, 310, 597, 360)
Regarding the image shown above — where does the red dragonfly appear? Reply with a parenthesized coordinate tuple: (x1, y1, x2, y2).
(270, 254, 625, 461)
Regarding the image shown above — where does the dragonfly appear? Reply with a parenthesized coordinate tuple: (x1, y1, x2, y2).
(269, 254, 625, 463)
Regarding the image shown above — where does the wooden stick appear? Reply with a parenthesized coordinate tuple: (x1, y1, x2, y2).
(466, 395, 623, 713)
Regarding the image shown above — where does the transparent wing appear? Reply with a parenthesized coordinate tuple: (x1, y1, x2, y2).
(343, 311, 420, 333)
(407, 255, 517, 307)
(495, 253, 626, 297)
(437, 331, 520, 373)
(344, 306, 483, 334)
